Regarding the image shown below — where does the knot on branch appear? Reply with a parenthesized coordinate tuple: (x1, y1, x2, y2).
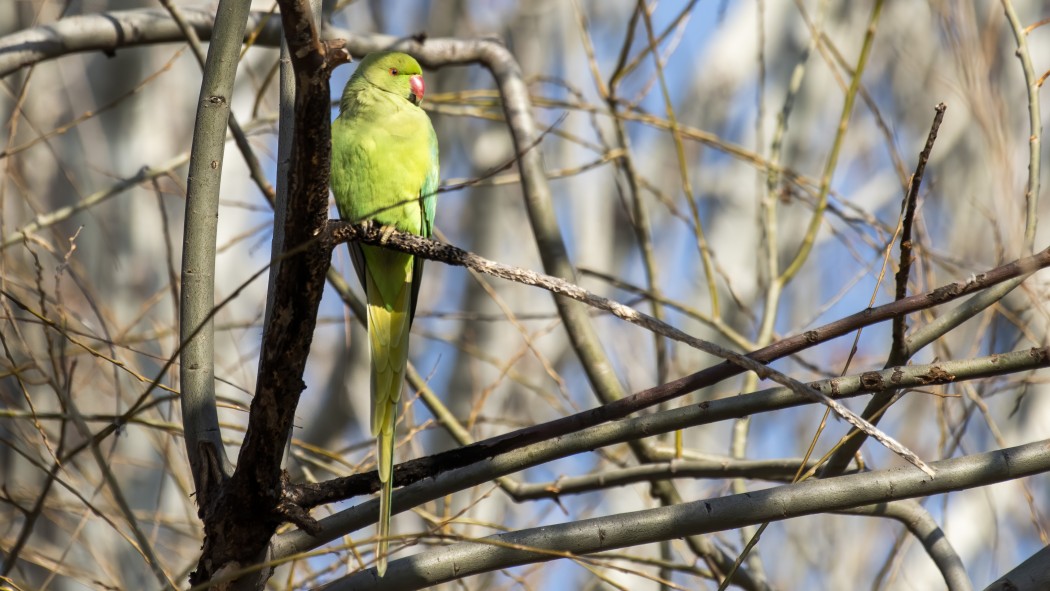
(916, 366, 955, 385)
(324, 39, 351, 69)
(277, 472, 321, 535)
(278, 2, 348, 72)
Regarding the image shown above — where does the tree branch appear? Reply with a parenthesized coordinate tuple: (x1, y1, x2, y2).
(179, 0, 251, 511)
(316, 440, 1050, 590)
(839, 501, 972, 591)
(323, 219, 1050, 476)
(984, 545, 1050, 591)
(188, 0, 348, 585)
(0, 8, 282, 78)
(276, 346, 1050, 557)
(890, 102, 945, 359)
(506, 458, 829, 501)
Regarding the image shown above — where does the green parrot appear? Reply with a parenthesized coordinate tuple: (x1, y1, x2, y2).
(330, 51, 438, 576)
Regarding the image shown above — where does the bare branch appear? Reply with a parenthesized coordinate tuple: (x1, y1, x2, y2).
(318, 440, 1050, 590)
(840, 501, 972, 591)
(187, 0, 347, 585)
(0, 8, 282, 78)
(984, 545, 1050, 591)
(179, 0, 251, 508)
(891, 102, 946, 358)
(275, 346, 1050, 556)
(329, 219, 1050, 471)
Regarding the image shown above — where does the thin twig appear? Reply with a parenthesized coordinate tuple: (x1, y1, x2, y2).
(780, 0, 884, 282)
(1001, 0, 1042, 252)
(637, 0, 720, 316)
(891, 103, 946, 357)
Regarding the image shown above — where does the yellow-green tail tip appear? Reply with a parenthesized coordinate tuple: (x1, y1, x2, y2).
(376, 435, 394, 577)
(377, 554, 388, 577)
(380, 497, 392, 575)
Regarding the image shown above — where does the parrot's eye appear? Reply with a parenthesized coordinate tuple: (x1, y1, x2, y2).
(389, 67, 399, 76)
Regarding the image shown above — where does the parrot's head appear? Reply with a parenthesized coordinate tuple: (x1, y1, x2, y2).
(356, 51, 426, 107)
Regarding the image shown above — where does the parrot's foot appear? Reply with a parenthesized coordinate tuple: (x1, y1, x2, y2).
(378, 224, 397, 244)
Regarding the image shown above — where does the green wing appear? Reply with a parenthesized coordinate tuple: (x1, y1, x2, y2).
(410, 124, 439, 321)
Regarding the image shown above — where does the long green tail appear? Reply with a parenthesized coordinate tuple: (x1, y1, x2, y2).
(364, 258, 412, 577)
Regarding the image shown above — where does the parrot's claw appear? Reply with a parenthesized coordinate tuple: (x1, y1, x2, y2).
(379, 225, 397, 244)
(357, 219, 375, 236)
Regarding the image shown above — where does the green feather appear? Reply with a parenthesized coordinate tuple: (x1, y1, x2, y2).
(331, 51, 438, 577)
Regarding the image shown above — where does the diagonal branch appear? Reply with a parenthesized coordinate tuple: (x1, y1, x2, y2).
(329, 221, 938, 474)
(327, 220, 1050, 477)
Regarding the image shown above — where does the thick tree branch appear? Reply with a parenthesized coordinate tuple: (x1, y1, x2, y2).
(180, 0, 261, 584)
(984, 545, 1050, 591)
(188, 0, 348, 586)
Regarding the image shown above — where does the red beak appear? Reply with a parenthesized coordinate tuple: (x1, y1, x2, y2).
(409, 74, 425, 105)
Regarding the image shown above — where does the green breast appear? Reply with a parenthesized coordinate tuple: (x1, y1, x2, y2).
(331, 94, 433, 235)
